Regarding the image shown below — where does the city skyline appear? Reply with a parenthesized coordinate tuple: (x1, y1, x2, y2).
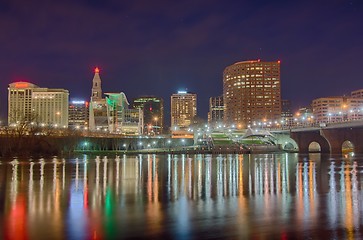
(1, 1, 363, 123)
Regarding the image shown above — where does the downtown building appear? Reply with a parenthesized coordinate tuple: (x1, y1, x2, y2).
(281, 99, 293, 127)
(208, 96, 224, 127)
(89, 67, 108, 132)
(223, 60, 281, 128)
(8, 82, 69, 127)
(88, 68, 143, 135)
(312, 95, 363, 123)
(351, 89, 363, 98)
(294, 106, 314, 126)
(68, 100, 89, 129)
(132, 96, 164, 135)
(170, 91, 197, 138)
(105, 92, 143, 135)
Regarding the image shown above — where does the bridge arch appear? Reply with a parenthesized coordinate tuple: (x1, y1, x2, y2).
(271, 132, 299, 151)
(308, 142, 321, 152)
(284, 142, 295, 150)
(342, 140, 354, 154)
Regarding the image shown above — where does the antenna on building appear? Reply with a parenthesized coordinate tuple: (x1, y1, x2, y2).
(258, 47, 262, 60)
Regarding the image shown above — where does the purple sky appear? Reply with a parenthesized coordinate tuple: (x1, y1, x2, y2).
(1, 0, 362, 125)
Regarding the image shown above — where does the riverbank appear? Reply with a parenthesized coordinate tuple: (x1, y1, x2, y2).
(74, 145, 288, 155)
(75, 147, 250, 155)
(0, 135, 290, 158)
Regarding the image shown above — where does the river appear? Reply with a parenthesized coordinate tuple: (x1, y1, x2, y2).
(0, 153, 362, 239)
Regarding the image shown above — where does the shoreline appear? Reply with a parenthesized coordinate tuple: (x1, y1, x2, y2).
(0, 148, 299, 160)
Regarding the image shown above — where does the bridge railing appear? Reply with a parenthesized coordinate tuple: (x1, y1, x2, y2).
(261, 119, 363, 131)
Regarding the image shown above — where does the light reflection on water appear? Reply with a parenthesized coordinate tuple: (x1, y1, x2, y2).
(0, 153, 362, 239)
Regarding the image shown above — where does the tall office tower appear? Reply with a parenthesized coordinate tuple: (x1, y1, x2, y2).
(208, 96, 224, 126)
(69, 100, 89, 129)
(8, 82, 69, 127)
(132, 96, 164, 134)
(171, 91, 197, 130)
(223, 60, 281, 128)
(89, 67, 108, 131)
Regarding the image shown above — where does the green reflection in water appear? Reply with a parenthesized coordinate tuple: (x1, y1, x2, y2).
(105, 186, 117, 237)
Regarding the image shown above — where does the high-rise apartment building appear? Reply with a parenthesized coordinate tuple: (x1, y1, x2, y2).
(208, 96, 224, 126)
(69, 100, 89, 129)
(132, 96, 164, 134)
(223, 60, 281, 128)
(8, 82, 69, 127)
(171, 91, 197, 130)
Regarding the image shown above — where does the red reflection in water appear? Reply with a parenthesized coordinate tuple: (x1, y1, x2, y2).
(4, 194, 28, 240)
(85, 183, 103, 239)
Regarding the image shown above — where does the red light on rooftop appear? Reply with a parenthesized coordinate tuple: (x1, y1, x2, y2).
(14, 82, 30, 88)
(94, 67, 100, 73)
(277, 60, 281, 64)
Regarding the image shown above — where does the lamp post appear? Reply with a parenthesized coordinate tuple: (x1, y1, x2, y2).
(349, 109, 354, 121)
(167, 139, 171, 150)
(83, 141, 89, 151)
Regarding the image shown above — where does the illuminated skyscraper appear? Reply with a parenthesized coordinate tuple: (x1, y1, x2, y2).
(132, 96, 164, 134)
(208, 96, 224, 126)
(223, 60, 281, 128)
(171, 91, 197, 130)
(8, 82, 69, 127)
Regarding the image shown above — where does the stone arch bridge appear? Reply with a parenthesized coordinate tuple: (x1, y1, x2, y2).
(273, 121, 363, 154)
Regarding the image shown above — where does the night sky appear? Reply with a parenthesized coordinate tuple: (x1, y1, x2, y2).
(1, 0, 362, 125)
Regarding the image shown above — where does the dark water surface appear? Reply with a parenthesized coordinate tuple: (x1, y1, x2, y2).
(0, 153, 362, 239)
